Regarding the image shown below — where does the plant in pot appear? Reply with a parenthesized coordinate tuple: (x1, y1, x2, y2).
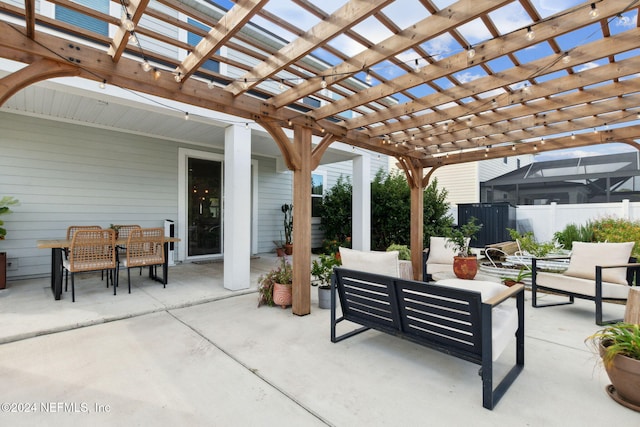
(501, 267, 532, 287)
(311, 254, 341, 309)
(273, 239, 286, 257)
(0, 196, 19, 290)
(257, 256, 293, 309)
(387, 243, 413, 279)
(586, 322, 640, 412)
(281, 203, 293, 255)
(446, 217, 482, 280)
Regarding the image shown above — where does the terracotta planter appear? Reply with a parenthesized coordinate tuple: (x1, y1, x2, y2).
(275, 247, 285, 257)
(503, 279, 523, 287)
(601, 342, 640, 411)
(273, 282, 292, 308)
(453, 255, 478, 280)
(284, 243, 293, 255)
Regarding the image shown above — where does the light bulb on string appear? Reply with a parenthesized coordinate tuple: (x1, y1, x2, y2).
(174, 72, 182, 83)
(128, 32, 138, 45)
(99, 79, 106, 89)
(467, 46, 476, 59)
(122, 13, 135, 32)
(184, 112, 189, 121)
(141, 61, 151, 72)
(153, 68, 161, 80)
(320, 77, 327, 88)
(525, 26, 535, 41)
(562, 52, 571, 64)
(207, 80, 215, 89)
(413, 59, 420, 73)
(589, 3, 599, 19)
(279, 79, 285, 90)
(365, 71, 372, 84)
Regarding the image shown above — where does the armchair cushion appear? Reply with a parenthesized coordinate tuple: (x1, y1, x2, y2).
(563, 242, 634, 285)
(339, 247, 399, 277)
(427, 236, 469, 265)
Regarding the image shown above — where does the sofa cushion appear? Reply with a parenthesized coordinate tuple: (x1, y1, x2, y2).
(563, 241, 633, 285)
(435, 278, 517, 360)
(427, 236, 468, 265)
(536, 271, 630, 299)
(339, 247, 399, 277)
(436, 278, 506, 302)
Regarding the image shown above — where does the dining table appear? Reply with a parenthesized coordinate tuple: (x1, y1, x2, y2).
(37, 236, 180, 300)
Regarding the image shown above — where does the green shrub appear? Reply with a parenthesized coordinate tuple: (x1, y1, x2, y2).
(591, 217, 640, 258)
(553, 222, 593, 250)
(386, 244, 411, 260)
(318, 175, 352, 250)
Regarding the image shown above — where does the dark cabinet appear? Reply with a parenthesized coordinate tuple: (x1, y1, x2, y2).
(457, 203, 516, 247)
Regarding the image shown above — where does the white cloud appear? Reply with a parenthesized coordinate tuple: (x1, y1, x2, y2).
(455, 71, 483, 84)
(576, 62, 600, 72)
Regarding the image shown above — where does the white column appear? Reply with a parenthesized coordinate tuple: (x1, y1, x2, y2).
(224, 124, 251, 290)
(352, 154, 371, 251)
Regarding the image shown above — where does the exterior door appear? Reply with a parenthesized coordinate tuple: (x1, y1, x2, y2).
(188, 157, 223, 256)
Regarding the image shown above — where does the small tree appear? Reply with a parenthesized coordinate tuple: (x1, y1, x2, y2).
(318, 175, 352, 249)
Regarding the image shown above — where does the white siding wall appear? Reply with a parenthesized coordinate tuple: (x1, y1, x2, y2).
(426, 162, 479, 205)
(0, 112, 179, 279)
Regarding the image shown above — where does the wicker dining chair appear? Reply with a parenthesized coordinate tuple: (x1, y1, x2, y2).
(119, 227, 165, 293)
(112, 224, 142, 275)
(62, 229, 117, 302)
(64, 225, 102, 290)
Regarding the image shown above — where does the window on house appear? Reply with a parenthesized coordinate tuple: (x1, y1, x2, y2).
(187, 18, 220, 73)
(311, 172, 325, 218)
(56, 0, 109, 35)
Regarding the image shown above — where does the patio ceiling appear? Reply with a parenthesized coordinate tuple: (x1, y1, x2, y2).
(1, 0, 640, 169)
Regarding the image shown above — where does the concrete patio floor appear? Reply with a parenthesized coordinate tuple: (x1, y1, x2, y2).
(0, 254, 637, 426)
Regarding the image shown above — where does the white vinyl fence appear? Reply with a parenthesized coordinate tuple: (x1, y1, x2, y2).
(509, 200, 638, 242)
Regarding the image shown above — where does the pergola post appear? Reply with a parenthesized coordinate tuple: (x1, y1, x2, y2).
(410, 167, 424, 280)
(292, 124, 312, 315)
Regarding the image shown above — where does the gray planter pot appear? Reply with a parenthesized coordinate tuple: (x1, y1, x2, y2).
(318, 286, 331, 309)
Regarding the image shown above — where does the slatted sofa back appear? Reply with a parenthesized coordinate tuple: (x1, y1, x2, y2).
(333, 268, 484, 363)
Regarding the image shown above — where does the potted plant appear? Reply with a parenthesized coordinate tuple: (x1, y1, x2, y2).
(311, 254, 341, 309)
(501, 267, 532, 287)
(273, 239, 286, 257)
(257, 256, 293, 309)
(446, 217, 482, 280)
(281, 203, 293, 255)
(0, 196, 19, 290)
(586, 323, 640, 411)
(387, 243, 413, 279)
(109, 224, 121, 239)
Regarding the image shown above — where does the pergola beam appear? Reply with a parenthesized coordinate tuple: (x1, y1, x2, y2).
(270, 0, 511, 109)
(310, 0, 623, 120)
(110, 0, 150, 62)
(176, 0, 268, 82)
(227, 0, 393, 96)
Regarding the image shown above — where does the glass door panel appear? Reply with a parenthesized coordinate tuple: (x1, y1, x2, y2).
(188, 158, 222, 256)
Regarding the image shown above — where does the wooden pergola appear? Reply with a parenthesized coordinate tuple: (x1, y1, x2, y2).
(1, 0, 639, 315)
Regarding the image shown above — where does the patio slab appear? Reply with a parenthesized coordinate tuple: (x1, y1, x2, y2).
(0, 257, 637, 426)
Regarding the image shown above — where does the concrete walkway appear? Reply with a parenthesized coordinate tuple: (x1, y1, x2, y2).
(0, 256, 637, 426)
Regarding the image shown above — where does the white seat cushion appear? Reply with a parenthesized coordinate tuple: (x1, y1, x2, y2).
(536, 271, 630, 299)
(563, 241, 633, 285)
(435, 278, 517, 361)
(427, 236, 471, 265)
(339, 247, 399, 277)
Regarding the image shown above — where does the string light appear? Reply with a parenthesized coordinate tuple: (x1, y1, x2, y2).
(242, 78, 248, 89)
(245, 122, 249, 129)
(279, 79, 285, 90)
(589, 3, 600, 19)
(525, 26, 535, 41)
(128, 32, 138, 45)
(365, 70, 372, 84)
(593, 127, 598, 134)
(184, 112, 189, 120)
(141, 61, 151, 72)
(174, 72, 182, 82)
(413, 59, 420, 73)
(562, 52, 571, 64)
(541, 138, 546, 145)
(121, 13, 135, 32)
(467, 46, 476, 59)
(207, 80, 215, 89)
(153, 68, 161, 80)
(99, 79, 106, 89)
(571, 133, 575, 140)
(320, 77, 327, 88)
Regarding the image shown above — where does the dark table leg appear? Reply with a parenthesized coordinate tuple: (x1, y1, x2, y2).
(149, 242, 168, 287)
(51, 248, 63, 300)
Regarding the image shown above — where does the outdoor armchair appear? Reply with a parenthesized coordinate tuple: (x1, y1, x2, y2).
(119, 227, 165, 293)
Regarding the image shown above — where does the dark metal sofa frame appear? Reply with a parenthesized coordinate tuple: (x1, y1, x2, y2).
(531, 257, 640, 326)
(331, 267, 524, 410)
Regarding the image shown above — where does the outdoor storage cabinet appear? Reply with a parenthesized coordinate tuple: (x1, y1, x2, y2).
(458, 203, 516, 247)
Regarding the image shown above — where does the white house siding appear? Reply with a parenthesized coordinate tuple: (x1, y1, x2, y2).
(477, 155, 533, 182)
(426, 162, 480, 206)
(0, 111, 179, 280)
(255, 156, 293, 254)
